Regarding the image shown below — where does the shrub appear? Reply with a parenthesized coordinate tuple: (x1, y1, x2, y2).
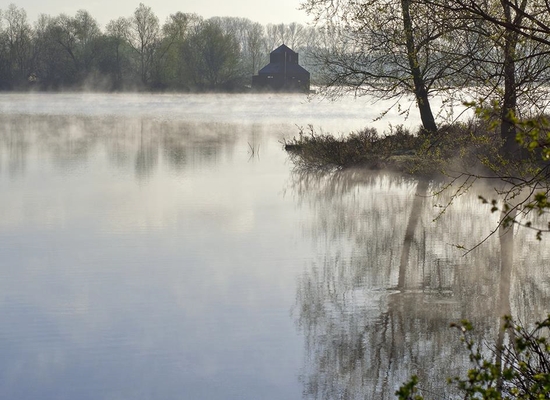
(283, 124, 423, 171)
(397, 316, 550, 399)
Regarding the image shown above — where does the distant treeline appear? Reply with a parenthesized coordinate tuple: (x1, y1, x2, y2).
(0, 3, 321, 92)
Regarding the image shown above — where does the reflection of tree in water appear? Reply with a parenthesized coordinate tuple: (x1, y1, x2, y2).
(291, 169, 550, 399)
(398, 179, 427, 290)
(162, 135, 187, 171)
(135, 119, 159, 180)
(0, 116, 31, 177)
(0, 115, 239, 180)
(160, 121, 240, 170)
(1, 115, 101, 174)
(47, 116, 100, 170)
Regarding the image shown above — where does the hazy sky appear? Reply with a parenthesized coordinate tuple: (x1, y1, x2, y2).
(9, 0, 311, 28)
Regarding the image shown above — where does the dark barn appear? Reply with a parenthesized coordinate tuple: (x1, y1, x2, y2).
(252, 44, 310, 92)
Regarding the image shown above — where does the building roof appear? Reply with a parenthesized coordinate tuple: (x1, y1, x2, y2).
(257, 44, 309, 76)
(258, 62, 310, 76)
(271, 44, 297, 55)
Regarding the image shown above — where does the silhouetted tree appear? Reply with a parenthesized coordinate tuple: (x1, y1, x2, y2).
(126, 3, 160, 87)
(424, 0, 550, 157)
(151, 12, 199, 89)
(301, 0, 474, 133)
(181, 20, 241, 91)
(104, 17, 132, 89)
(2, 4, 33, 88)
(0, 4, 319, 92)
(246, 22, 267, 75)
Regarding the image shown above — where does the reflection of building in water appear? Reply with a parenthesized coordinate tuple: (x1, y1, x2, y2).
(252, 44, 310, 93)
(292, 169, 550, 400)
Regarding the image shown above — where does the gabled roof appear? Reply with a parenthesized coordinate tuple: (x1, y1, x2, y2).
(258, 62, 310, 76)
(271, 44, 297, 54)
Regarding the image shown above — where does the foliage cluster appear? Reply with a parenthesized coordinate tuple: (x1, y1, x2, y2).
(0, 3, 321, 92)
(397, 316, 550, 399)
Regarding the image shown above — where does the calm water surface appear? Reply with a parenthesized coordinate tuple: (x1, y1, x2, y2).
(0, 93, 549, 399)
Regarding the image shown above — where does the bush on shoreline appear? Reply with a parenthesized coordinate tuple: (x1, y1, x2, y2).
(283, 118, 507, 177)
(284, 124, 421, 171)
(397, 315, 550, 399)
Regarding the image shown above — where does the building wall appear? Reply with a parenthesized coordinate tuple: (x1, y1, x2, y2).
(252, 73, 309, 92)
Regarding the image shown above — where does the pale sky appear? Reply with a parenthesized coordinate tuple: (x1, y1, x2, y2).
(8, 0, 312, 29)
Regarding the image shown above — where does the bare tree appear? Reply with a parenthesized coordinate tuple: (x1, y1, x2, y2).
(42, 10, 100, 85)
(72, 10, 101, 75)
(264, 24, 281, 53)
(3, 4, 33, 84)
(246, 22, 266, 75)
(106, 17, 130, 88)
(301, 0, 474, 133)
(126, 3, 160, 86)
(181, 20, 241, 90)
(425, 0, 550, 156)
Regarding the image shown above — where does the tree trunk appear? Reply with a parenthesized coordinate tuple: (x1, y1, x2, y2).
(401, 0, 438, 134)
(501, 28, 518, 157)
(499, 0, 528, 158)
(398, 179, 428, 290)
(495, 208, 516, 393)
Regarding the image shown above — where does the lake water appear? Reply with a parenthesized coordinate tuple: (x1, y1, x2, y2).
(0, 93, 549, 399)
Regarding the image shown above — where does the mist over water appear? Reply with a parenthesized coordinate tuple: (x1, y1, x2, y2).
(0, 108, 305, 400)
(0, 92, 422, 133)
(0, 93, 548, 400)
